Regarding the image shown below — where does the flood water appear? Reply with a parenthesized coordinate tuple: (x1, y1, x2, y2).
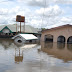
(0, 39, 72, 72)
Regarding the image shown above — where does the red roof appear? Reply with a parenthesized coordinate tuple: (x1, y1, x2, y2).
(42, 24, 72, 32)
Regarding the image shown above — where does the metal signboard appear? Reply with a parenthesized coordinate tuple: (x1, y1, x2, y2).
(16, 15, 25, 22)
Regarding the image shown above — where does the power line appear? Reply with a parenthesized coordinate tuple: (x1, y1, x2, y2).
(41, 0, 46, 29)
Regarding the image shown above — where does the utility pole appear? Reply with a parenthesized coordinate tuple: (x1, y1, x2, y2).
(41, 0, 46, 30)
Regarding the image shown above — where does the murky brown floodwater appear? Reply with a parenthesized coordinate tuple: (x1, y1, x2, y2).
(0, 39, 72, 72)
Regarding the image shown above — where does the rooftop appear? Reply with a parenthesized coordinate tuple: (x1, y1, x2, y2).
(42, 24, 72, 32)
(0, 24, 39, 33)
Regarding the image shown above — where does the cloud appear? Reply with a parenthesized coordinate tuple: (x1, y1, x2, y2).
(0, 5, 35, 25)
(0, 0, 14, 3)
(55, 0, 72, 4)
(0, 6, 21, 24)
(27, 0, 72, 7)
(60, 17, 72, 23)
(45, 16, 72, 29)
(0, 1, 72, 29)
(35, 5, 63, 17)
(32, 5, 72, 28)
(13, 0, 72, 7)
(0, 16, 8, 24)
(0, 8, 8, 15)
(17, 0, 25, 2)
(28, 0, 48, 7)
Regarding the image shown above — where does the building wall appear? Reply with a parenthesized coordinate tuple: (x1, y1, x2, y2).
(2, 29, 10, 33)
(41, 26, 72, 43)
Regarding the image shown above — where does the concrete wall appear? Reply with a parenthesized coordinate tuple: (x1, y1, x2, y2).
(41, 26, 72, 43)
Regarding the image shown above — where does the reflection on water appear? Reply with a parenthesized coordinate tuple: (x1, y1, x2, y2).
(44, 42, 53, 49)
(15, 48, 23, 64)
(0, 39, 13, 49)
(57, 43, 65, 50)
(41, 42, 72, 63)
(67, 44, 72, 51)
(0, 39, 72, 72)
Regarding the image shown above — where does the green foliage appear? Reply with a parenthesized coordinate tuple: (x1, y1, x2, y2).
(41, 28, 46, 31)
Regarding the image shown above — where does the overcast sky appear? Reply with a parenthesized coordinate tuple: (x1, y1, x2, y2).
(0, 0, 72, 28)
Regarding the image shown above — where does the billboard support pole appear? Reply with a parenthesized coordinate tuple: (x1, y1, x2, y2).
(16, 23, 17, 34)
(20, 22, 21, 33)
(23, 17, 25, 33)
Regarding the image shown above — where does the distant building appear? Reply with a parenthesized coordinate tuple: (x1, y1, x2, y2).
(0, 24, 41, 39)
(18, 25, 39, 33)
(41, 24, 72, 43)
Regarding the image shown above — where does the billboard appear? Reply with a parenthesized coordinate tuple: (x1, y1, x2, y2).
(16, 15, 25, 22)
